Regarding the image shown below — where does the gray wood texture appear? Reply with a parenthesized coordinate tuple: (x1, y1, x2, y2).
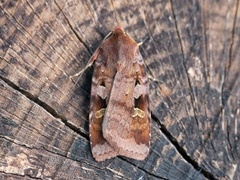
(0, 0, 239, 179)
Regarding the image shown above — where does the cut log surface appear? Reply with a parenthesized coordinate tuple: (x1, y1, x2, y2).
(0, 0, 239, 179)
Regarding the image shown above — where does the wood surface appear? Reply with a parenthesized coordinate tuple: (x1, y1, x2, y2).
(0, 0, 239, 179)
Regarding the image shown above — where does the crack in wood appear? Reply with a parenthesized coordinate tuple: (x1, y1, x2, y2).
(118, 156, 167, 179)
(152, 113, 217, 180)
(54, 0, 93, 55)
(0, 75, 89, 141)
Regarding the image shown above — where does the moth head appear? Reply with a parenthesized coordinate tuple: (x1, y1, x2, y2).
(112, 25, 132, 38)
(103, 25, 125, 41)
(113, 25, 124, 34)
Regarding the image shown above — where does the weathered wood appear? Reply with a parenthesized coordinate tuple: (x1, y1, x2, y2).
(0, 0, 239, 179)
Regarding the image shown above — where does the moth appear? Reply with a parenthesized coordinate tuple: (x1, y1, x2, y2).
(78, 25, 150, 161)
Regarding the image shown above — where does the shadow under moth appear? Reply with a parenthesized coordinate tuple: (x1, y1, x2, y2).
(77, 25, 150, 161)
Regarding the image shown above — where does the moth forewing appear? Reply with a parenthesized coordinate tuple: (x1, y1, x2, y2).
(87, 25, 150, 161)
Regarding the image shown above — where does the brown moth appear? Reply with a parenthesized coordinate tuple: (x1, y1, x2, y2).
(79, 25, 150, 161)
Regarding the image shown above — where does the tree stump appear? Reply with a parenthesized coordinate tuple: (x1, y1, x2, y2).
(0, 0, 239, 179)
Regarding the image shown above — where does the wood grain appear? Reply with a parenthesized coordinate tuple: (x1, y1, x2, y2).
(0, 0, 239, 179)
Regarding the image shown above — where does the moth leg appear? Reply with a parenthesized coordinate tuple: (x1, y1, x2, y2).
(137, 42, 143, 46)
(137, 35, 149, 46)
(147, 75, 159, 83)
(133, 84, 148, 98)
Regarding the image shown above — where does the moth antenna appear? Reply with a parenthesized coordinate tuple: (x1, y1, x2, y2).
(110, 0, 120, 24)
(103, 31, 113, 40)
(70, 66, 87, 84)
(70, 58, 96, 84)
(70, 47, 100, 84)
